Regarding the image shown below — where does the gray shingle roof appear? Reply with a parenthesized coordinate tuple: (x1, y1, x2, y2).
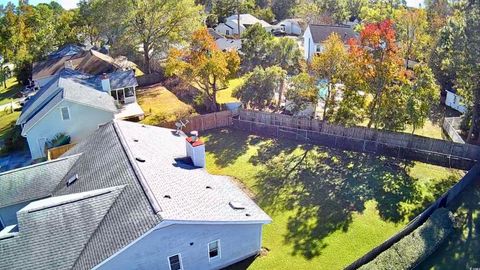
(116, 120, 272, 223)
(0, 154, 81, 208)
(108, 70, 138, 90)
(19, 69, 117, 132)
(0, 120, 270, 269)
(0, 186, 124, 270)
(308, 24, 357, 44)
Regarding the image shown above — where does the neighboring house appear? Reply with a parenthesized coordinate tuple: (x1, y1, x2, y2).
(0, 120, 271, 270)
(32, 44, 136, 81)
(303, 24, 357, 61)
(17, 69, 143, 159)
(445, 90, 467, 113)
(215, 14, 275, 36)
(208, 28, 242, 51)
(276, 19, 303, 36)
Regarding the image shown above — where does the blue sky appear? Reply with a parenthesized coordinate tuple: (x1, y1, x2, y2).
(2, 0, 425, 9)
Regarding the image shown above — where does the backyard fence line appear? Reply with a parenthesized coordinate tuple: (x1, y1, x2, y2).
(232, 110, 480, 170)
(443, 117, 465, 144)
(183, 110, 234, 134)
(345, 163, 480, 269)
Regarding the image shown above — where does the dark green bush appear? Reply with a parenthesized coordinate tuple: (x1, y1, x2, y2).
(360, 208, 454, 270)
(46, 133, 71, 149)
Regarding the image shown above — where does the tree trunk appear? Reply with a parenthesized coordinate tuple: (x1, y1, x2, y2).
(323, 83, 332, 121)
(143, 43, 151, 74)
(211, 77, 219, 112)
(277, 78, 285, 110)
(470, 87, 480, 143)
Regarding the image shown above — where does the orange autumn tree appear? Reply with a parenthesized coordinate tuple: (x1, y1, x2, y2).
(166, 28, 240, 111)
(350, 20, 408, 129)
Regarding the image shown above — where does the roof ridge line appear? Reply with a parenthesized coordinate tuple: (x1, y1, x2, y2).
(27, 185, 124, 213)
(70, 185, 127, 270)
(112, 121, 162, 214)
(0, 153, 82, 176)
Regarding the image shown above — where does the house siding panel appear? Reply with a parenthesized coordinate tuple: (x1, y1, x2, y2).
(98, 223, 263, 270)
(25, 100, 114, 159)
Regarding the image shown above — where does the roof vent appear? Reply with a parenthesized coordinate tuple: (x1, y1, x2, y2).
(164, 195, 171, 199)
(133, 138, 139, 142)
(229, 201, 245, 210)
(66, 174, 79, 186)
(206, 186, 213, 190)
(135, 157, 145, 163)
(245, 213, 251, 217)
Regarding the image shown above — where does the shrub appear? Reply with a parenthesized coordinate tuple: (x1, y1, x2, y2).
(360, 208, 454, 270)
(46, 133, 71, 149)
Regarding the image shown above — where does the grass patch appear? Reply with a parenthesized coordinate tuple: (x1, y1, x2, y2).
(0, 111, 20, 141)
(202, 129, 463, 270)
(137, 85, 196, 126)
(216, 77, 244, 104)
(0, 78, 22, 106)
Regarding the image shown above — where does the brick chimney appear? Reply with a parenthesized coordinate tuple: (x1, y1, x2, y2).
(185, 131, 206, 168)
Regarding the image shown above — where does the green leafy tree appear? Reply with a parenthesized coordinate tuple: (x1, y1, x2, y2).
(126, 0, 204, 74)
(271, 0, 295, 21)
(395, 8, 431, 63)
(286, 72, 318, 114)
(166, 28, 240, 111)
(311, 33, 349, 120)
(240, 23, 274, 72)
(233, 66, 286, 110)
(271, 37, 304, 109)
(406, 64, 440, 133)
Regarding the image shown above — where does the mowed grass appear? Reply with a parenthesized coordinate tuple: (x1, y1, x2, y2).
(216, 77, 244, 104)
(137, 84, 196, 126)
(202, 129, 463, 270)
(0, 111, 20, 140)
(0, 78, 22, 106)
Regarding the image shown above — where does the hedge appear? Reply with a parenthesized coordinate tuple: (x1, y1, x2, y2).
(359, 208, 454, 270)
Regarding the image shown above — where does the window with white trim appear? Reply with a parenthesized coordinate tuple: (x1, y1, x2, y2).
(208, 240, 220, 260)
(168, 254, 182, 270)
(61, 107, 70, 120)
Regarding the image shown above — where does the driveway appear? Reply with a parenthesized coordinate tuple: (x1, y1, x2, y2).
(0, 151, 32, 173)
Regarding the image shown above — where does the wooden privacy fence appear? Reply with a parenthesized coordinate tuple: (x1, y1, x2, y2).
(233, 110, 480, 170)
(182, 110, 234, 134)
(47, 143, 77, 160)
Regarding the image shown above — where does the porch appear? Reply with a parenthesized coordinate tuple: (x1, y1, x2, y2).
(115, 102, 145, 120)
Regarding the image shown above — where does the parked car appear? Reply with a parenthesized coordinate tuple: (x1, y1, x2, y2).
(272, 29, 287, 36)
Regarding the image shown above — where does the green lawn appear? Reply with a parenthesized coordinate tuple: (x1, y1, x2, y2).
(0, 111, 20, 141)
(202, 129, 463, 270)
(216, 77, 244, 104)
(0, 78, 22, 106)
(137, 85, 196, 126)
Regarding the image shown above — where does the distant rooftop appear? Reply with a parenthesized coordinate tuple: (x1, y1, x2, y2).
(307, 24, 357, 44)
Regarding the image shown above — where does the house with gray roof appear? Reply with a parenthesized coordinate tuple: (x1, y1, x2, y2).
(0, 120, 271, 270)
(303, 24, 357, 61)
(17, 69, 143, 160)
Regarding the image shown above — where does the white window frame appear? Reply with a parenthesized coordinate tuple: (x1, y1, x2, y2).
(208, 239, 221, 262)
(167, 253, 183, 270)
(60, 106, 70, 121)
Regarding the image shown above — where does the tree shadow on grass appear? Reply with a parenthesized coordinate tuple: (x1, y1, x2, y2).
(203, 129, 260, 168)
(253, 141, 428, 259)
